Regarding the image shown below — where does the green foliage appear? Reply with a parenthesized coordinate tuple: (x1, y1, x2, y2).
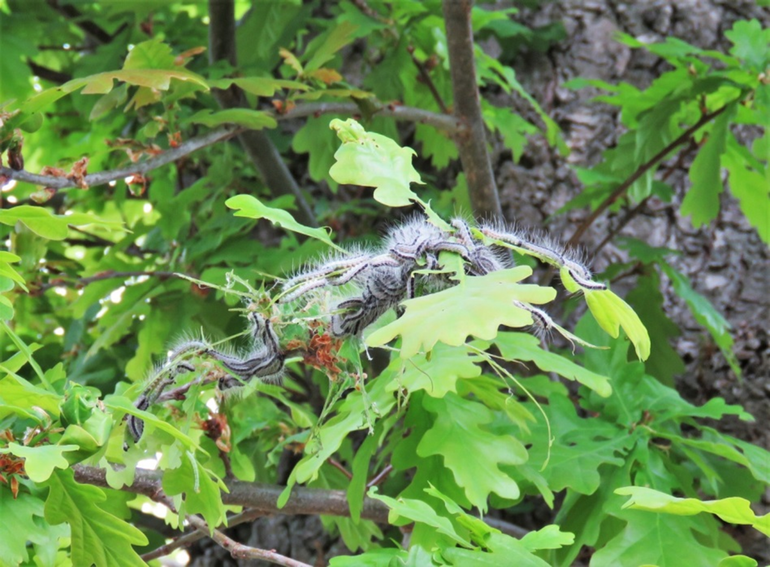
(45, 469, 148, 566)
(0, 3, 766, 566)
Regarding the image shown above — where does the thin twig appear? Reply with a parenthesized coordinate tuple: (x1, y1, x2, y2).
(140, 508, 264, 562)
(350, 0, 393, 24)
(185, 515, 312, 567)
(1, 103, 459, 191)
(1, 126, 239, 190)
(593, 137, 699, 254)
(566, 104, 730, 248)
(442, 0, 502, 218)
(27, 59, 72, 84)
(328, 458, 354, 480)
(138, 468, 309, 567)
(366, 464, 393, 488)
(46, 0, 120, 44)
(34, 270, 184, 293)
(281, 101, 462, 133)
(208, 0, 317, 228)
(407, 46, 450, 114)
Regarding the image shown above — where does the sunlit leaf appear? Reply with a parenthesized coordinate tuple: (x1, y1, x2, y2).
(0, 443, 77, 483)
(386, 342, 483, 398)
(163, 456, 227, 532)
(367, 267, 555, 359)
(494, 332, 612, 397)
(209, 76, 309, 95)
(418, 393, 527, 511)
(225, 194, 336, 247)
(616, 487, 770, 536)
(329, 118, 422, 207)
(584, 288, 651, 360)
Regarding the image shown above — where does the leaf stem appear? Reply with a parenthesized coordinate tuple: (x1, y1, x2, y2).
(567, 103, 731, 248)
(0, 105, 461, 192)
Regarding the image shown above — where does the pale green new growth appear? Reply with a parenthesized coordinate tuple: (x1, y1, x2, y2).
(328, 118, 423, 207)
(616, 486, 770, 537)
(225, 194, 340, 250)
(366, 267, 556, 359)
(585, 289, 652, 360)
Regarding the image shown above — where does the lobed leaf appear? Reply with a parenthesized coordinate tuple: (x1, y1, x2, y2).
(616, 486, 770, 536)
(0, 490, 55, 566)
(385, 342, 483, 398)
(163, 456, 227, 532)
(368, 488, 473, 548)
(329, 118, 422, 207)
(417, 393, 528, 512)
(494, 332, 612, 397)
(591, 509, 728, 567)
(44, 469, 148, 567)
(1, 443, 78, 483)
(209, 77, 309, 96)
(0, 206, 122, 240)
(367, 267, 556, 359)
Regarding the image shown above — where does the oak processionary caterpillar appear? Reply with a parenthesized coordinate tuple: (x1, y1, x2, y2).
(128, 214, 606, 441)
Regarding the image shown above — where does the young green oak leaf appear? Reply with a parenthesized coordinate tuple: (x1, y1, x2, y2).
(386, 342, 483, 398)
(44, 469, 148, 567)
(367, 267, 556, 359)
(590, 509, 728, 567)
(226, 194, 339, 249)
(163, 457, 227, 532)
(616, 487, 770, 537)
(1, 443, 79, 482)
(417, 393, 528, 512)
(105, 396, 204, 453)
(584, 288, 651, 361)
(368, 487, 474, 548)
(494, 332, 612, 397)
(0, 206, 123, 241)
(0, 490, 55, 566)
(328, 118, 422, 207)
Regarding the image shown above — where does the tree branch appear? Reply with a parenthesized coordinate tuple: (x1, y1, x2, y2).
(185, 515, 312, 567)
(26, 59, 72, 84)
(34, 270, 186, 293)
(207, 0, 317, 228)
(566, 104, 730, 248)
(442, 0, 502, 219)
(72, 464, 529, 539)
(45, 0, 123, 44)
(138, 474, 308, 566)
(140, 509, 264, 561)
(408, 46, 450, 114)
(592, 138, 698, 254)
(0, 126, 239, 190)
(281, 102, 462, 133)
(0, 104, 459, 191)
(73, 464, 392, 523)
